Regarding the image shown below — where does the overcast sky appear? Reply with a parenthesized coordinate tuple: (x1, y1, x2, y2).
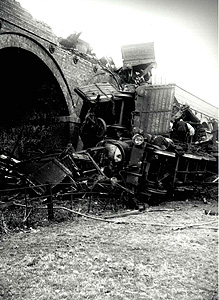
(19, 0, 218, 107)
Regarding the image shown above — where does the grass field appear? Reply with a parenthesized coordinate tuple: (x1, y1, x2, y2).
(0, 200, 218, 300)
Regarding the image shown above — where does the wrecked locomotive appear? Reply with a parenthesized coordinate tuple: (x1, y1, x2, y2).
(0, 41, 217, 209)
(73, 79, 217, 205)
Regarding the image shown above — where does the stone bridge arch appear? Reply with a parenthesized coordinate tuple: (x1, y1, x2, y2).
(0, 32, 74, 115)
(0, 32, 77, 158)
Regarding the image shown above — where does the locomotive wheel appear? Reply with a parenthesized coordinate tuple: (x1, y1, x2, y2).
(96, 118, 107, 138)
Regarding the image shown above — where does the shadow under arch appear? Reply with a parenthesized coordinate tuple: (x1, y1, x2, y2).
(0, 32, 74, 114)
(0, 33, 77, 158)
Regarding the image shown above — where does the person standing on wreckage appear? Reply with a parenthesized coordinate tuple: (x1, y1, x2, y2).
(186, 122, 195, 143)
(174, 119, 189, 142)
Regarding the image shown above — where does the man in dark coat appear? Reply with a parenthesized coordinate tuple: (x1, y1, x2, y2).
(175, 119, 188, 142)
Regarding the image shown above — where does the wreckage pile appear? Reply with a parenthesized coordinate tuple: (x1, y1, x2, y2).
(0, 43, 218, 231)
(0, 120, 217, 232)
(0, 146, 133, 232)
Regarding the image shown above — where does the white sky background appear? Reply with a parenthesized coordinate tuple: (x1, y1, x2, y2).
(19, 0, 218, 107)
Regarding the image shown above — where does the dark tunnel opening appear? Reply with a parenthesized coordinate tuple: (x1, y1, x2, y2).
(0, 47, 71, 159)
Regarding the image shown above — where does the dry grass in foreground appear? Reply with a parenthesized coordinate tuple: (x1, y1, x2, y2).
(0, 200, 218, 300)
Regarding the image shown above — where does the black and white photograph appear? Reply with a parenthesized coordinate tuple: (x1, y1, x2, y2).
(0, 0, 218, 299)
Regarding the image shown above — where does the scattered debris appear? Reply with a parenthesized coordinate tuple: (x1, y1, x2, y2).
(19, 155, 77, 194)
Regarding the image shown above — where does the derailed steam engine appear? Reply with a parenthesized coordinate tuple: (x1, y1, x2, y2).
(74, 79, 217, 205)
(1, 43, 217, 208)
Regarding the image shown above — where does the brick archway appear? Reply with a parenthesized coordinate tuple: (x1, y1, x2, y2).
(0, 32, 79, 157)
(0, 32, 74, 115)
